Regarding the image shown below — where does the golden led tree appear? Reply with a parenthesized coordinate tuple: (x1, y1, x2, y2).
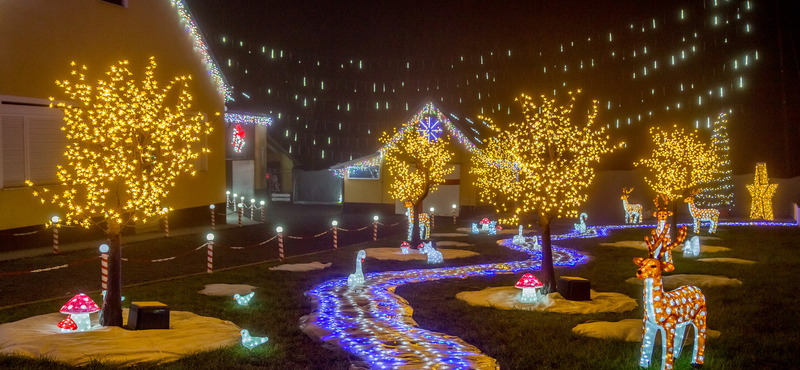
(472, 91, 620, 291)
(381, 123, 454, 246)
(27, 58, 213, 327)
(634, 126, 718, 237)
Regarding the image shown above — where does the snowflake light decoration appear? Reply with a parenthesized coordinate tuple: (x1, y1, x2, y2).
(419, 116, 442, 142)
(232, 124, 246, 153)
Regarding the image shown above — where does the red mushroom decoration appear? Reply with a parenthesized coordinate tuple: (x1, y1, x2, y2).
(515, 273, 544, 303)
(417, 242, 425, 252)
(480, 218, 490, 225)
(400, 241, 411, 254)
(57, 315, 77, 332)
(59, 293, 100, 332)
(480, 218, 491, 231)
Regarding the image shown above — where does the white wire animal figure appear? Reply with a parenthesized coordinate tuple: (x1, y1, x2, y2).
(347, 250, 366, 286)
(684, 189, 719, 234)
(622, 187, 643, 224)
(574, 213, 588, 233)
(420, 242, 443, 264)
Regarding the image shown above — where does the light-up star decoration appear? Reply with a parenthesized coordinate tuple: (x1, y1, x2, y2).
(419, 116, 442, 142)
(746, 163, 778, 220)
(232, 124, 246, 153)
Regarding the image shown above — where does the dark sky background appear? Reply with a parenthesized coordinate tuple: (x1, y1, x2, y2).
(187, 0, 800, 176)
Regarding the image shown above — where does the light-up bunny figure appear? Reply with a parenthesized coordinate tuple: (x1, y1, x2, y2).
(347, 250, 366, 287)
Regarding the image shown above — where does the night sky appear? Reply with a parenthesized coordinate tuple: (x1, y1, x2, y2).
(187, 0, 800, 176)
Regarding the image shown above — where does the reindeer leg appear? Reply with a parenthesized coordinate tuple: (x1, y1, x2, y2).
(672, 324, 688, 360)
(693, 310, 707, 367)
(663, 322, 676, 370)
(640, 321, 658, 368)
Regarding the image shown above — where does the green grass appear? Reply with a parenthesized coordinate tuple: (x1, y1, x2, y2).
(1, 224, 798, 369)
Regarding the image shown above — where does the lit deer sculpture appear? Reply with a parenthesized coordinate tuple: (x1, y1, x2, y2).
(636, 223, 707, 370)
(684, 189, 719, 234)
(403, 201, 430, 240)
(652, 194, 673, 234)
(622, 187, 643, 224)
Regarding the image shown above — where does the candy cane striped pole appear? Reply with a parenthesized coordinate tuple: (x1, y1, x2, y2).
(232, 194, 237, 211)
(373, 215, 379, 241)
(260, 201, 266, 223)
(238, 204, 243, 227)
(51, 216, 60, 254)
(332, 221, 338, 250)
(209, 204, 216, 230)
(276, 227, 284, 262)
(99, 244, 109, 290)
(162, 208, 169, 238)
(452, 204, 457, 224)
(226, 191, 231, 208)
(250, 199, 256, 219)
(206, 233, 214, 273)
(429, 207, 435, 231)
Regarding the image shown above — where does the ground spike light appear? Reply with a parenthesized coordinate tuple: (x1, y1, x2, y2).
(332, 220, 338, 250)
(373, 215, 379, 241)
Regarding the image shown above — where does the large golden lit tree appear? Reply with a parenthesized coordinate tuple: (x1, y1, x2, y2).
(381, 121, 454, 246)
(634, 126, 718, 237)
(472, 91, 620, 291)
(27, 58, 213, 327)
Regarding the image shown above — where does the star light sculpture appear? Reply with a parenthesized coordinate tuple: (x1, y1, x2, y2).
(746, 163, 778, 220)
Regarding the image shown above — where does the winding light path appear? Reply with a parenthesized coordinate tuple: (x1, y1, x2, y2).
(302, 221, 794, 369)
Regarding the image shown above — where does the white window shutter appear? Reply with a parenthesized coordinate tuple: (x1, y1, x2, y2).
(27, 116, 67, 185)
(1, 115, 25, 188)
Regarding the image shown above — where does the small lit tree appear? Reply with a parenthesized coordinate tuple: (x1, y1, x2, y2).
(634, 126, 718, 237)
(381, 121, 454, 246)
(472, 91, 620, 292)
(696, 113, 733, 212)
(27, 58, 213, 327)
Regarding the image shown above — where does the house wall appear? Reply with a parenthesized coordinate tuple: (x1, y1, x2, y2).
(0, 0, 226, 231)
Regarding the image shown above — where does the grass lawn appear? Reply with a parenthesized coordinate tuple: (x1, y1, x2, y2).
(0, 223, 798, 369)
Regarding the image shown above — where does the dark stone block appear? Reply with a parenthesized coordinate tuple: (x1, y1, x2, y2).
(127, 301, 170, 330)
(557, 276, 591, 301)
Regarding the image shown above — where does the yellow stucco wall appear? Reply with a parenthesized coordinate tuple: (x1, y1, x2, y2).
(0, 0, 226, 230)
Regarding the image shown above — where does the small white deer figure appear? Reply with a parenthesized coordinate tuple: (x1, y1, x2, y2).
(684, 189, 719, 234)
(420, 241, 443, 264)
(622, 187, 643, 224)
(347, 250, 366, 287)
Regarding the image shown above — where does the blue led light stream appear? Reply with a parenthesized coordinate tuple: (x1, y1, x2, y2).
(302, 221, 795, 369)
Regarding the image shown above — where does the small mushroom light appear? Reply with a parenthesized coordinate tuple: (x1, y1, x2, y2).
(515, 273, 544, 303)
(57, 315, 77, 332)
(59, 293, 100, 331)
(400, 241, 410, 254)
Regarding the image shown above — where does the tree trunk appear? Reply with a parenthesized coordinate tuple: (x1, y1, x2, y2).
(539, 217, 556, 294)
(671, 199, 679, 240)
(100, 218, 123, 327)
(411, 202, 422, 246)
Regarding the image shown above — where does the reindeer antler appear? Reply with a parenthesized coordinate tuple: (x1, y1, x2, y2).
(644, 225, 687, 262)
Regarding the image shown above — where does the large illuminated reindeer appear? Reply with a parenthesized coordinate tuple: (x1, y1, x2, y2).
(403, 201, 430, 240)
(635, 223, 707, 370)
(621, 187, 643, 224)
(684, 189, 719, 234)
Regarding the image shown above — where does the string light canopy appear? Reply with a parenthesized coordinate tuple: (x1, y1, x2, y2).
(28, 57, 214, 327)
(472, 90, 621, 291)
(634, 126, 718, 201)
(746, 162, 778, 220)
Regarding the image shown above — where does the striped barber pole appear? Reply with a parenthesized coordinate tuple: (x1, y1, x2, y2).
(210, 205, 216, 230)
(238, 206, 243, 227)
(278, 231, 284, 262)
(101, 252, 108, 290)
(207, 240, 214, 273)
(373, 221, 378, 241)
(53, 226, 59, 254)
(333, 225, 338, 250)
(164, 213, 169, 237)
